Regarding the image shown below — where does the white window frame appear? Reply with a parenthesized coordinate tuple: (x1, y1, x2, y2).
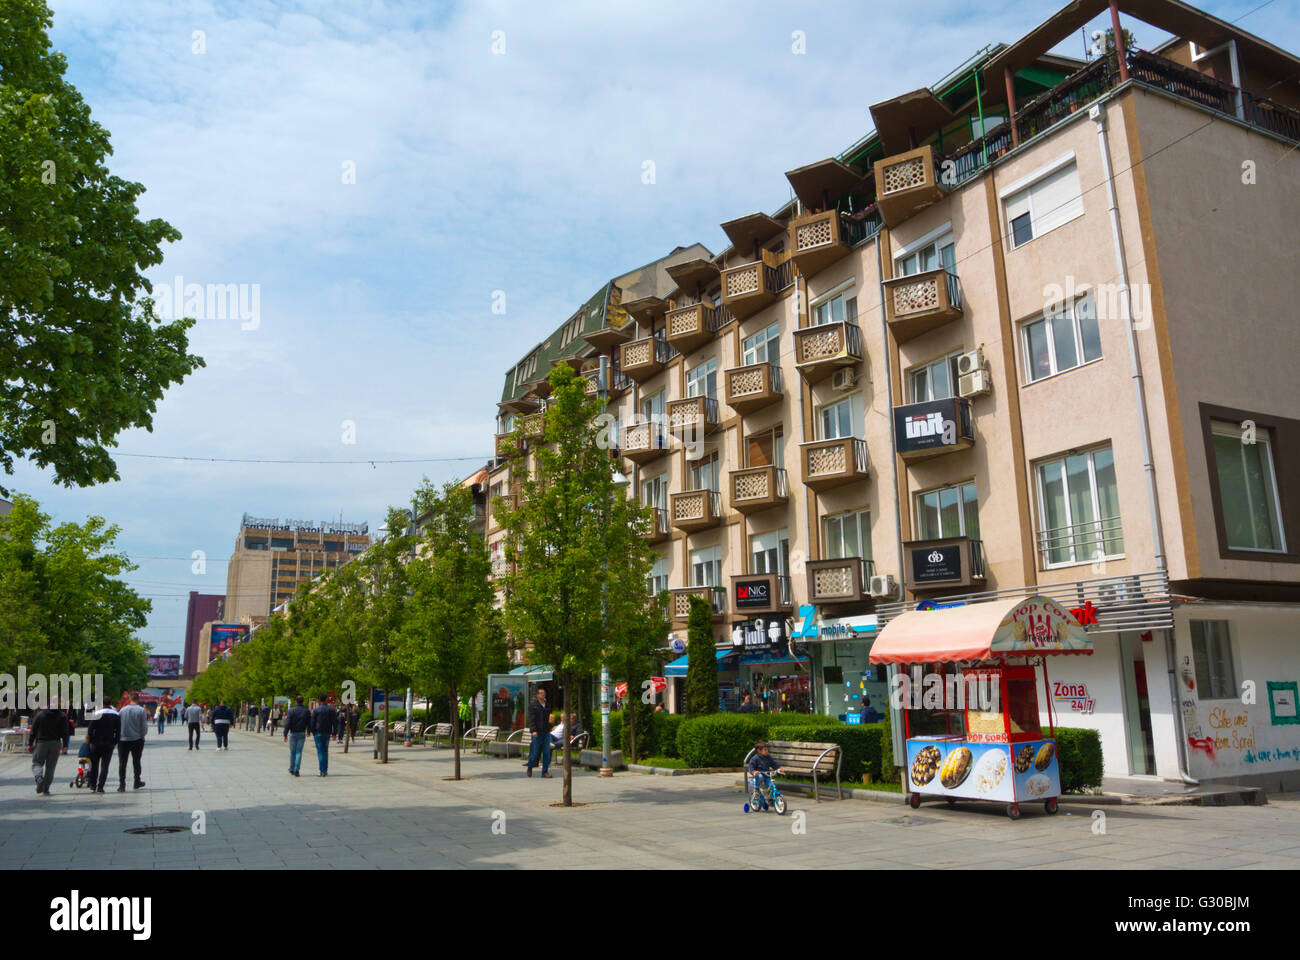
(1020, 293, 1102, 384)
(648, 554, 670, 597)
(822, 509, 872, 562)
(750, 528, 790, 577)
(742, 322, 781, 366)
(810, 280, 858, 327)
(1210, 420, 1287, 553)
(1001, 152, 1084, 249)
(686, 357, 718, 400)
(641, 473, 668, 512)
(894, 223, 955, 278)
(1034, 445, 1125, 568)
(908, 349, 964, 402)
(690, 546, 722, 588)
(688, 452, 719, 492)
(817, 397, 856, 441)
(915, 481, 979, 540)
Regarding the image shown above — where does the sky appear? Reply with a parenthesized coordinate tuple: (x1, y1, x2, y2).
(12, 0, 1298, 657)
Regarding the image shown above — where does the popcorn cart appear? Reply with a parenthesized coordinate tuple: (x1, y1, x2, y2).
(869, 595, 1093, 820)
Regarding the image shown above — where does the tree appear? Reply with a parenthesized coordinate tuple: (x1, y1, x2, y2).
(0, 1, 204, 493)
(355, 505, 414, 762)
(500, 364, 654, 805)
(684, 596, 718, 716)
(396, 480, 496, 780)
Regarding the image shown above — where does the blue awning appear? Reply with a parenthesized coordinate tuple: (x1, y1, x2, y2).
(740, 652, 811, 667)
(665, 650, 737, 677)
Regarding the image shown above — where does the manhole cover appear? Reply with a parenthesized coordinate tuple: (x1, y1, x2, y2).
(124, 826, 188, 835)
(881, 815, 938, 826)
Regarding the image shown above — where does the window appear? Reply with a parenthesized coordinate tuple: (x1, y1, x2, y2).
(909, 351, 963, 402)
(751, 528, 790, 576)
(1003, 157, 1084, 248)
(742, 322, 781, 366)
(691, 546, 722, 588)
(648, 554, 669, 597)
(817, 396, 861, 440)
(641, 388, 666, 425)
(745, 427, 784, 468)
(812, 287, 858, 327)
(972, 114, 1006, 138)
(689, 453, 718, 492)
(641, 473, 668, 512)
(895, 231, 956, 278)
(1022, 294, 1101, 382)
(559, 313, 583, 347)
(1191, 621, 1237, 700)
(1211, 421, 1286, 552)
(686, 358, 718, 400)
(916, 481, 979, 540)
(1036, 446, 1123, 566)
(823, 510, 871, 562)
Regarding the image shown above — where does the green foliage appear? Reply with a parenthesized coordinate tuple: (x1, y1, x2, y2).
(768, 723, 887, 782)
(0, 493, 150, 698)
(676, 714, 848, 768)
(607, 709, 685, 759)
(878, 699, 899, 782)
(1055, 727, 1104, 793)
(0, 0, 202, 492)
(683, 596, 717, 716)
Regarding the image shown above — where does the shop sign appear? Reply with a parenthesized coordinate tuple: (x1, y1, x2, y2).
(1069, 600, 1100, 627)
(894, 397, 968, 455)
(1052, 680, 1095, 713)
(912, 544, 962, 583)
(731, 618, 785, 652)
(734, 579, 772, 609)
(817, 615, 877, 640)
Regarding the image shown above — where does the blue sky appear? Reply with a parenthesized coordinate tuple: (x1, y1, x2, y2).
(13, 0, 1298, 656)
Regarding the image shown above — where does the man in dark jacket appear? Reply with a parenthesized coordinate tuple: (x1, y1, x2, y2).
(524, 687, 552, 779)
(30, 703, 68, 794)
(85, 699, 120, 793)
(211, 700, 235, 750)
(283, 696, 311, 776)
(309, 698, 338, 776)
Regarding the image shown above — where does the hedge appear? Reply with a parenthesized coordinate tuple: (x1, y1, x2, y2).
(769, 723, 888, 782)
(675, 714, 846, 768)
(1055, 727, 1104, 793)
(604, 710, 685, 761)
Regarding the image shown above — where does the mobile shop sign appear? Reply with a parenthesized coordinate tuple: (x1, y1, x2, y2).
(734, 578, 772, 609)
(732, 618, 786, 651)
(1053, 680, 1095, 713)
(912, 544, 962, 583)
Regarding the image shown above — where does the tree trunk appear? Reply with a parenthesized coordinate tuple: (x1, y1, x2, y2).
(450, 682, 461, 781)
(381, 699, 389, 763)
(562, 677, 572, 806)
(627, 668, 637, 764)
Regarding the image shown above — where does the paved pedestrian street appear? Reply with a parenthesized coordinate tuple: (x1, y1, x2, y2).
(3, 726, 1300, 870)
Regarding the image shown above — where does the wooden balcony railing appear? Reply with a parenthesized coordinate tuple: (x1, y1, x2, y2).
(883, 268, 963, 342)
(668, 586, 727, 622)
(807, 557, 874, 605)
(725, 362, 783, 415)
(792, 320, 862, 383)
(729, 465, 789, 515)
(670, 489, 723, 532)
(620, 337, 675, 383)
(800, 436, 869, 491)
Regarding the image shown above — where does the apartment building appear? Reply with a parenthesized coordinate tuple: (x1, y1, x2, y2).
(488, 0, 1300, 788)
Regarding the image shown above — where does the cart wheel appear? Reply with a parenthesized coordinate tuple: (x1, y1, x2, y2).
(774, 796, 787, 815)
(945, 798, 956, 806)
(1044, 797, 1059, 815)
(1006, 803, 1021, 821)
(908, 792, 922, 809)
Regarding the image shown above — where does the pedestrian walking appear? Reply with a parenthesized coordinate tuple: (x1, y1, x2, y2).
(85, 698, 120, 793)
(309, 698, 338, 776)
(348, 704, 360, 741)
(116, 693, 149, 792)
(185, 701, 203, 749)
(61, 706, 74, 754)
(283, 696, 311, 776)
(259, 704, 270, 733)
(270, 703, 282, 735)
(524, 687, 552, 778)
(155, 703, 166, 735)
(29, 703, 68, 794)
(212, 700, 234, 750)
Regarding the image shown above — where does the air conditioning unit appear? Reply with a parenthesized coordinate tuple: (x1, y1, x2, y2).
(957, 348, 986, 377)
(868, 574, 897, 598)
(831, 368, 857, 392)
(958, 369, 992, 399)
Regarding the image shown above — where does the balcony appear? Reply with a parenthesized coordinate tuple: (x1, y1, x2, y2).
(670, 489, 723, 532)
(792, 320, 862, 384)
(725, 362, 783, 416)
(883, 268, 963, 342)
(729, 466, 788, 515)
(729, 572, 792, 617)
(621, 420, 670, 465)
(520, 411, 546, 443)
(873, 144, 946, 228)
(666, 396, 719, 441)
(807, 557, 874, 605)
(669, 586, 727, 623)
(665, 302, 725, 354)
(620, 337, 675, 383)
(720, 255, 793, 322)
(583, 322, 633, 353)
(494, 433, 523, 460)
(800, 437, 869, 491)
(903, 537, 986, 592)
(487, 493, 517, 534)
(644, 506, 671, 544)
(893, 396, 974, 461)
(583, 369, 633, 399)
(788, 210, 878, 278)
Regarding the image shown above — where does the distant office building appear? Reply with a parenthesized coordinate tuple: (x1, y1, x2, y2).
(224, 514, 370, 628)
(183, 592, 225, 674)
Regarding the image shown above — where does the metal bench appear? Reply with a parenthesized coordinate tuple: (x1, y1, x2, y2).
(503, 728, 591, 758)
(390, 721, 423, 740)
(425, 722, 454, 747)
(744, 740, 843, 801)
(461, 725, 500, 754)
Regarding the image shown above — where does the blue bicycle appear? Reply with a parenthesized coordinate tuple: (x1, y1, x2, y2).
(744, 770, 787, 815)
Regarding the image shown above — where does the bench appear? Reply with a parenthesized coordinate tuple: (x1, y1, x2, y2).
(743, 740, 843, 801)
(461, 725, 500, 754)
(390, 721, 423, 740)
(424, 722, 454, 747)
(501, 728, 591, 758)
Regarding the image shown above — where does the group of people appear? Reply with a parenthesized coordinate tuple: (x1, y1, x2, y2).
(30, 694, 150, 795)
(523, 688, 586, 779)
(281, 696, 347, 777)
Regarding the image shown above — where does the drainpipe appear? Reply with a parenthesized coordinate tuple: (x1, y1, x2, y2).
(1091, 103, 1196, 784)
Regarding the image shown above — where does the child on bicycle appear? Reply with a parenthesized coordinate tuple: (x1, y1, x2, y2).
(748, 741, 784, 798)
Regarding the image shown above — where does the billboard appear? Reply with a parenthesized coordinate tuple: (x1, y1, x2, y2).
(209, 624, 248, 661)
(147, 655, 181, 678)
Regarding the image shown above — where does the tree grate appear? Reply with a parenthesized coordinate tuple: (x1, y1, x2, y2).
(124, 826, 188, 835)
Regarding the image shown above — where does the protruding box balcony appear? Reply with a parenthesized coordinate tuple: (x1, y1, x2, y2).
(725, 362, 783, 416)
(730, 466, 789, 515)
(789, 210, 859, 278)
(583, 322, 633, 353)
(667, 396, 719, 441)
(621, 419, 670, 465)
(670, 489, 723, 532)
(883, 268, 963, 342)
(665, 302, 725, 354)
(669, 586, 726, 623)
(495, 433, 523, 460)
(873, 144, 947, 228)
(893, 396, 974, 462)
(800, 437, 869, 491)
(729, 572, 792, 617)
(807, 557, 874, 605)
(721, 256, 792, 322)
(903, 536, 986, 592)
(792, 321, 862, 384)
(644, 507, 671, 544)
(520, 411, 546, 443)
(620, 337, 674, 383)
(583, 369, 632, 399)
